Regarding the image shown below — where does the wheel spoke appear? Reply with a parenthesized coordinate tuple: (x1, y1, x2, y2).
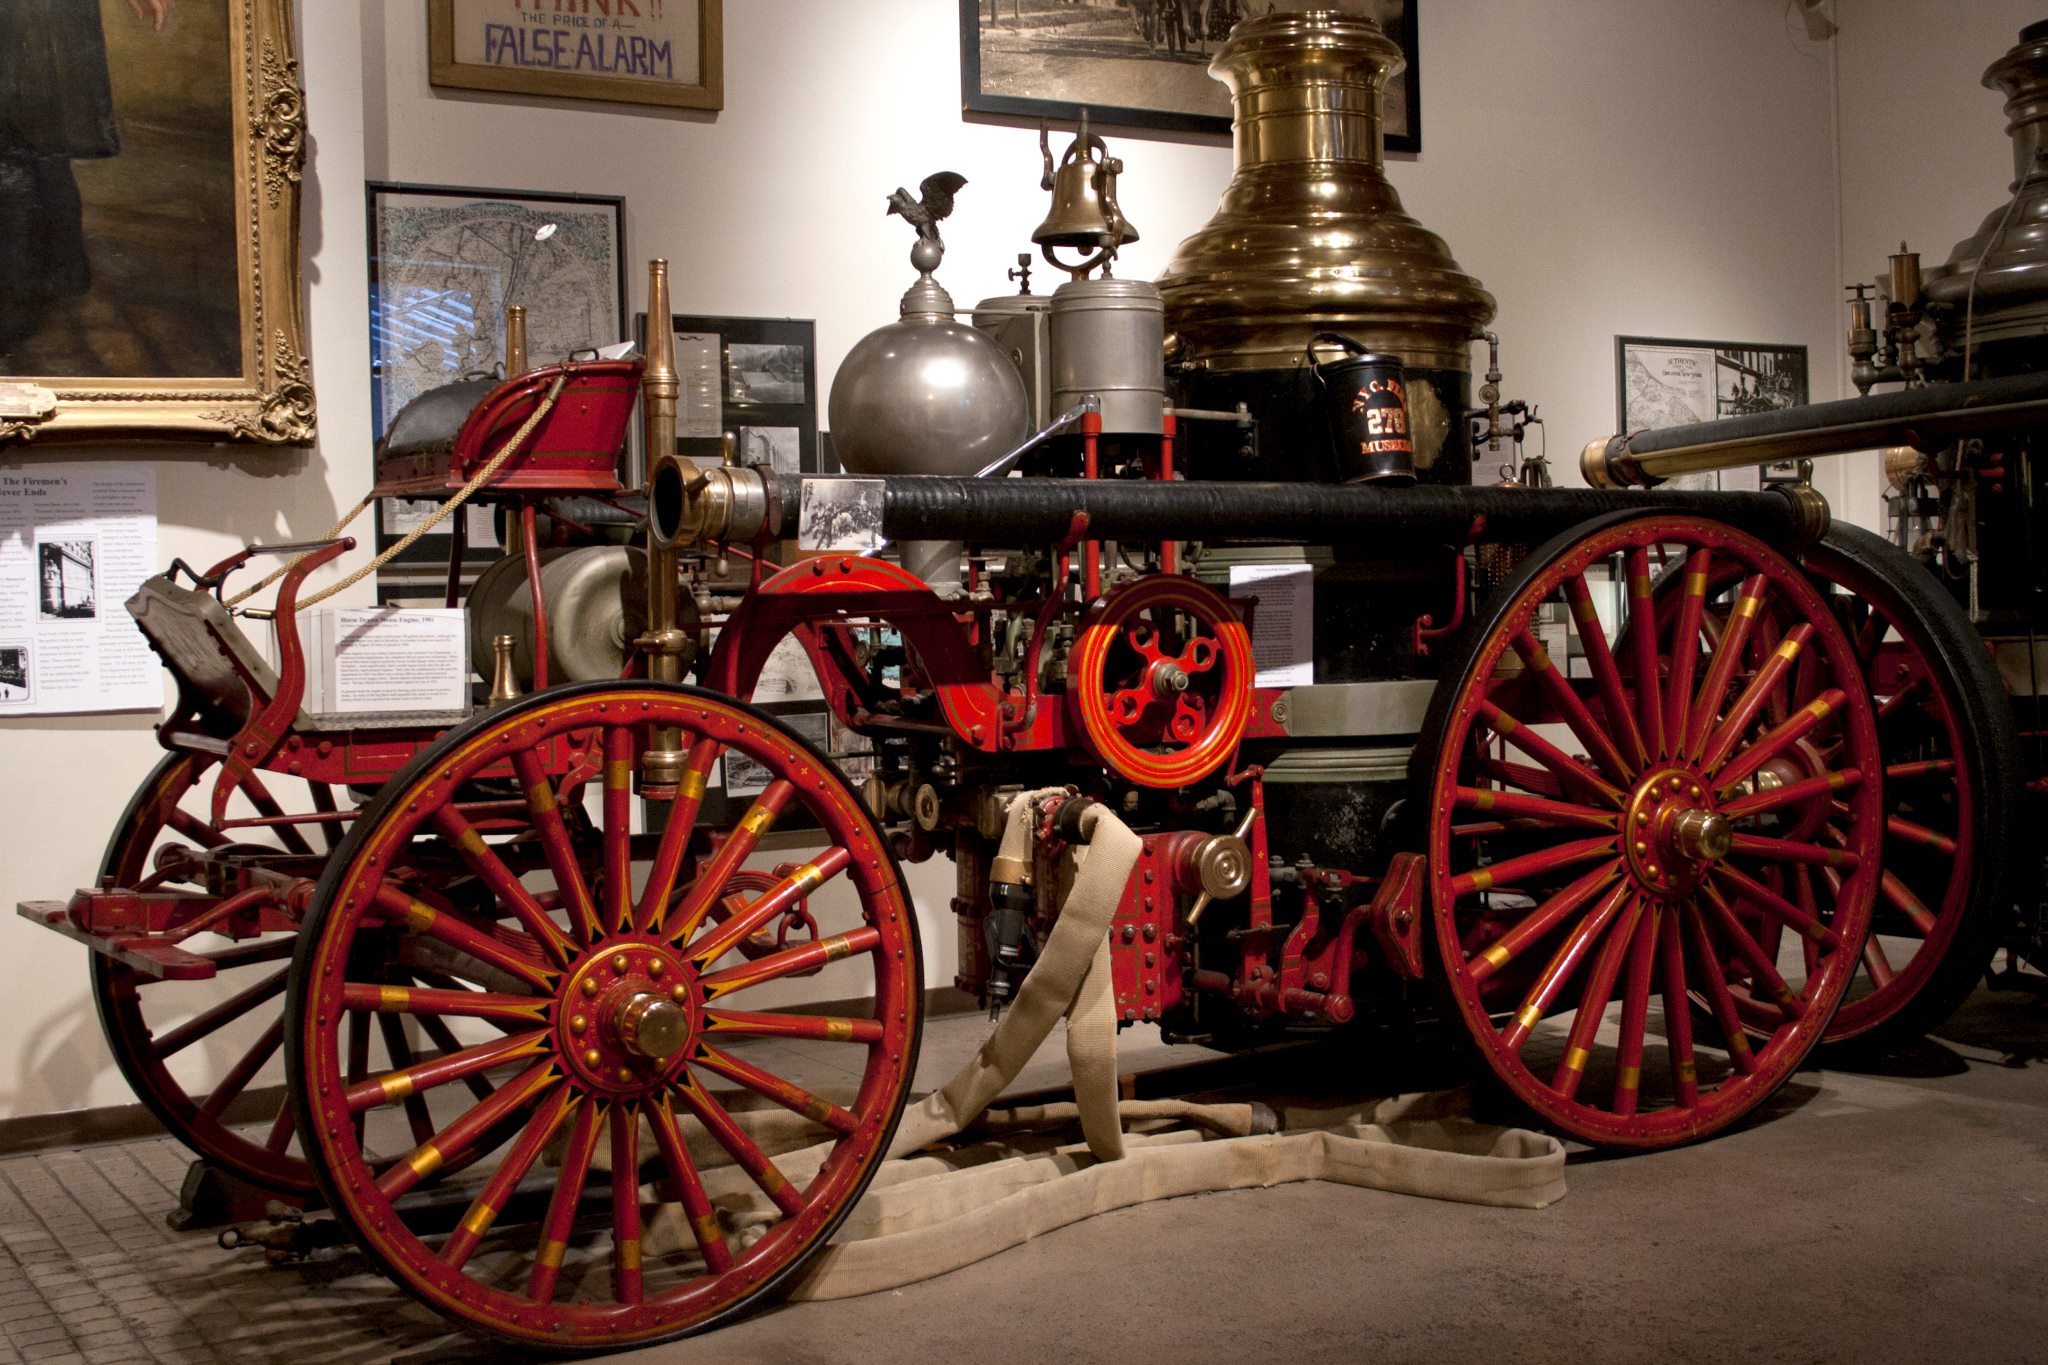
(1886, 813, 1958, 857)
(413, 1011, 499, 1105)
(1863, 933, 1897, 989)
(1611, 903, 1662, 1118)
(700, 926, 882, 999)
(1454, 786, 1617, 831)
(196, 937, 297, 969)
(686, 848, 850, 969)
(636, 736, 722, 932)
(166, 807, 231, 849)
(1467, 861, 1624, 985)
(1477, 699, 1624, 806)
(197, 1015, 284, 1119)
(1714, 687, 1850, 793)
(611, 1102, 645, 1304)
(1880, 870, 1939, 936)
(1511, 629, 1635, 785)
(430, 807, 578, 968)
(1448, 835, 1618, 900)
(373, 883, 558, 992)
(511, 748, 601, 944)
(1718, 767, 1863, 820)
(440, 1086, 575, 1271)
(375, 1014, 440, 1146)
(151, 966, 288, 1059)
(1698, 881, 1805, 1018)
(1727, 831, 1861, 874)
(374, 1060, 557, 1200)
(695, 1042, 862, 1134)
(265, 1100, 296, 1153)
(238, 772, 315, 856)
(346, 1028, 547, 1115)
(1625, 546, 1666, 758)
(648, 1093, 735, 1273)
(1878, 672, 1930, 721)
(1658, 904, 1699, 1108)
(1885, 758, 1955, 782)
(1680, 903, 1758, 1073)
(529, 1095, 603, 1303)
(1550, 893, 1644, 1097)
(603, 726, 636, 932)
(672, 1073, 807, 1218)
(338, 981, 549, 1025)
(1685, 572, 1769, 758)
(1712, 862, 1844, 950)
(667, 780, 798, 945)
(1472, 756, 1566, 800)
(703, 1008, 884, 1045)
(1698, 624, 1814, 772)
(1563, 572, 1649, 770)
(1661, 549, 1713, 754)
(1501, 881, 1633, 1052)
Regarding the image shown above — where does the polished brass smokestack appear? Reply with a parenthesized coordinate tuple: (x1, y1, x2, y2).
(1157, 10, 1494, 375)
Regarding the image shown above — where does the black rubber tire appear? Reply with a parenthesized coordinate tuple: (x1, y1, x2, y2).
(1800, 523, 2020, 1056)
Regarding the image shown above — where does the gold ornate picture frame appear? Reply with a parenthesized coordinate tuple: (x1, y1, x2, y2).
(0, 0, 311, 449)
(428, 0, 723, 112)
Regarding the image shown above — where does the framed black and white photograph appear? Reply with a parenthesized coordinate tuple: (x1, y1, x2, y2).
(36, 539, 97, 622)
(1615, 336, 1809, 491)
(639, 314, 820, 484)
(727, 343, 807, 406)
(0, 643, 30, 706)
(737, 426, 802, 477)
(960, 0, 1419, 151)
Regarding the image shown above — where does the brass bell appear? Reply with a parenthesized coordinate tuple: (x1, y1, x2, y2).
(1032, 113, 1140, 280)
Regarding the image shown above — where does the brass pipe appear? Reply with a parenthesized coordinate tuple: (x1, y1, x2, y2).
(639, 259, 687, 794)
(505, 304, 528, 377)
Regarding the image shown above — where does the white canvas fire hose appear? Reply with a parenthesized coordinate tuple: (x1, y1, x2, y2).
(634, 790, 1567, 1297)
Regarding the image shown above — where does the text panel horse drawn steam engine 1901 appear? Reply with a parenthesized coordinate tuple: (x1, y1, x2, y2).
(14, 9, 2028, 1352)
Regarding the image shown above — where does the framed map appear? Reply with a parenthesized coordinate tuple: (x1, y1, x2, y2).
(366, 183, 626, 439)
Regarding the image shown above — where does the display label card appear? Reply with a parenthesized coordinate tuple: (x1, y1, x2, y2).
(312, 607, 470, 716)
(1228, 563, 1314, 689)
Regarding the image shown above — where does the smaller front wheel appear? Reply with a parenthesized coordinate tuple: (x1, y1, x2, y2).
(289, 682, 920, 1349)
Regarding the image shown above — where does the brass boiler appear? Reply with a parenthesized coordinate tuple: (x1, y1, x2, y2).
(1159, 9, 1495, 484)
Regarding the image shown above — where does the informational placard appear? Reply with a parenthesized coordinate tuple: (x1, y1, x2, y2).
(309, 608, 470, 717)
(1228, 563, 1315, 689)
(0, 464, 160, 716)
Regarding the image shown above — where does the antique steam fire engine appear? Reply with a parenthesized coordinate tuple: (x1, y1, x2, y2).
(15, 9, 2013, 1351)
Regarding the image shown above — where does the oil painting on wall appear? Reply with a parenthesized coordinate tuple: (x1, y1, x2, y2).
(0, 0, 311, 447)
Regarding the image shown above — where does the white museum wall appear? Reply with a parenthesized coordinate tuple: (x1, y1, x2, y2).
(0, 0, 1852, 1121)
(1832, 0, 2044, 533)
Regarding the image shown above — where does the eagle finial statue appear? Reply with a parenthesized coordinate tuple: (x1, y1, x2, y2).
(886, 171, 969, 247)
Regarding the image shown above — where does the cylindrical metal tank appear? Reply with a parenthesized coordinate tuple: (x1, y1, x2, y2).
(466, 545, 680, 689)
(1050, 277, 1166, 436)
(1157, 9, 1495, 484)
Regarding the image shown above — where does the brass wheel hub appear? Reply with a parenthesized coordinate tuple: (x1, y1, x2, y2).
(556, 941, 699, 1095)
(1623, 767, 1732, 897)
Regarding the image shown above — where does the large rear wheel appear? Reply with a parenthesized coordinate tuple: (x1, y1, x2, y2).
(1421, 514, 1881, 1148)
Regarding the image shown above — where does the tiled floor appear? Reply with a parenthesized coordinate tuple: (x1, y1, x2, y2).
(0, 1013, 1217, 1364)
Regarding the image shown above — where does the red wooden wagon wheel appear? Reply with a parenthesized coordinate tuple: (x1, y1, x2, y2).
(287, 682, 919, 1349)
(1655, 525, 2016, 1052)
(1421, 513, 1882, 1147)
(93, 752, 342, 1195)
(1069, 575, 1255, 788)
